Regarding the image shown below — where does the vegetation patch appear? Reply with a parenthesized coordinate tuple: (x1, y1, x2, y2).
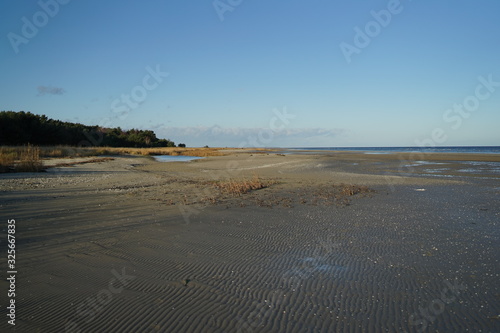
(0, 144, 43, 172)
(340, 184, 373, 197)
(50, 157, 115, 168)
(212, 175, 276, 196)
(310, 183, 375, 206)
(171, 178, 374, 209)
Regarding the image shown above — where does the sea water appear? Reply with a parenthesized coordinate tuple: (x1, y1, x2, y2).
(288, 146, 500, 154)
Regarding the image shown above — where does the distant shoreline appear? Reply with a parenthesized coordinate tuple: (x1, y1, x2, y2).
(280, 146, 500, 154)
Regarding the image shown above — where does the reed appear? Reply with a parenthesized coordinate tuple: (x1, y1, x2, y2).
(340, 184, 373, 196)
(0, 145, 229, 172)
(213, 175, 275, 196)
(0, 147, 16, 172)
(1, 145, 47, 172)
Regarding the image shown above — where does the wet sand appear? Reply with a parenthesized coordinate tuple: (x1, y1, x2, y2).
(1, 151, 499, 332)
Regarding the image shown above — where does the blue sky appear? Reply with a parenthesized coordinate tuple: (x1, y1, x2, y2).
(1, 0, 499, 147)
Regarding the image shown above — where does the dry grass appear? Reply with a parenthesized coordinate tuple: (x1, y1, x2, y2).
(1, 146, 228, 159)
(1, 145, 230, 172)
(1, 146, 102, 159)
(190, 180, 374, 209)
(339, 184, 373, 196)
(17, 145, 43, 172)
(310, 183, 374, 206)
(114, 147, 226, 157)
(0, 145, 44, 172)
(0, 147, 17, 172)
(40, 146, 119, 158)
(212, 175, 276, 196)
(75, 147, 226, 157)
(51, 157, 115, 168)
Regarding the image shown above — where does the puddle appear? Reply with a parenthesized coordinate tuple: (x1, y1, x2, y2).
(423, 168, 451, 173)
(403, 161, 447, 168)
(153, 155, 205, 162)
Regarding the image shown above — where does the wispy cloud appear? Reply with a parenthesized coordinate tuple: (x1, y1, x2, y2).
(155, 125, 345, 147)
(37, 85, 66, 96)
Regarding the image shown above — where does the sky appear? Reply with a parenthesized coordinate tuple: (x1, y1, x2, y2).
(1, 0, 499, 148)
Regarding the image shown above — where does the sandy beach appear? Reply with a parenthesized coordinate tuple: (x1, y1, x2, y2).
(1, 150, 499, 332)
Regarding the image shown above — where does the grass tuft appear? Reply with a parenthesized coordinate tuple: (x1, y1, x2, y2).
(339, 184, 373, 196)
(0, 147, 17, 172)
(213, 175, 275, 196)
(14, 144, 44, 172)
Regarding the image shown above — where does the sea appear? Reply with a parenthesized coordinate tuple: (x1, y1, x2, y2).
(287, 146, 500, 154)
(284, 146, 500, 179)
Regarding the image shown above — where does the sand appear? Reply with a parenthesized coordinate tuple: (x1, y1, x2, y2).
(0, 151, 499, 332)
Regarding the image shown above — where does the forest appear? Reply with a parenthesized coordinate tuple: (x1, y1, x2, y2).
(0, 111, 179, 147)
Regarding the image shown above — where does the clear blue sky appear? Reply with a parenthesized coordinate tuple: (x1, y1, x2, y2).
(1, 0, 499, 147)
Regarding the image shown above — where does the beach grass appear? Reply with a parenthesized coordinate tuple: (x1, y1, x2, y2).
(0, 145, 230, 172)
(340, 184, 373, 196)
(212, 175, 276, 196)
(0, 145, 227, 158)
(0, 144, 44, 172)
(0, 147, 16, 172)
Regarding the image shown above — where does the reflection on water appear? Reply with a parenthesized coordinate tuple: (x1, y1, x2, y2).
(399, 160, 500, 179)
(420, 161, 500, 178)
(423, 168, 451, 173)
(153, 155, 205, 162)
(403, 160, 446, 168)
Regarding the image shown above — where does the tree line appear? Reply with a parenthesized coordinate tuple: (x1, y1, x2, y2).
(0, 111, 182, 147)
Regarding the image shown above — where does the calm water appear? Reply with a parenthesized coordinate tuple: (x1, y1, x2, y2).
(288, 146, 500, 154)
(153, 155, 204, 162)
(284, 146, 500, 179)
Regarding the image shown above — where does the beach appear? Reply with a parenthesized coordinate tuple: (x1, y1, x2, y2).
(1, 150, 499, 332)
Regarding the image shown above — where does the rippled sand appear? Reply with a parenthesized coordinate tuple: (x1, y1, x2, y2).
(0, 151, 499, 332)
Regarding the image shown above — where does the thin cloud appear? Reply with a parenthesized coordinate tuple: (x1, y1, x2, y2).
(37, 86, 66, 96)
(156, 125, 345, 147)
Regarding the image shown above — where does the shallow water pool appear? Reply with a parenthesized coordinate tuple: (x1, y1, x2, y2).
(153, 155, 204, 162)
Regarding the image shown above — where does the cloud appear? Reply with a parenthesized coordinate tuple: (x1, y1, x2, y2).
(37, 85, 66, 96)
(156, 125, 346, 147)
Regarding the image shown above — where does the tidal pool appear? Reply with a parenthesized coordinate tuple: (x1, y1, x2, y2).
(153, 155, 204, 162)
